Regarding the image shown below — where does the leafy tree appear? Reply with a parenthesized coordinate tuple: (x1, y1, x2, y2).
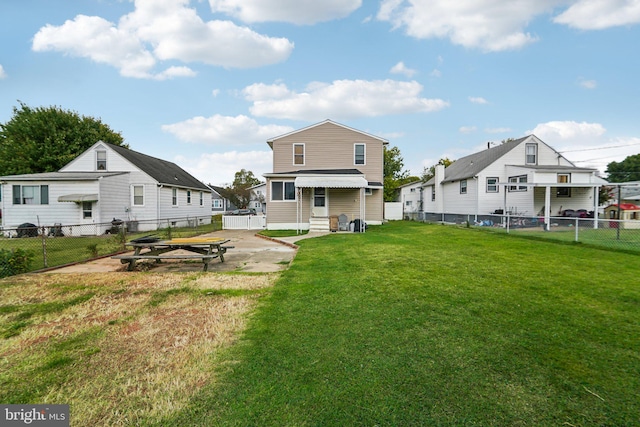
(0, 102, 126, 175)
(224, 169, 262, 209)
(383, 146, 411, 202)
(606, 154, 640, 183)
(421, 158, 453, 183)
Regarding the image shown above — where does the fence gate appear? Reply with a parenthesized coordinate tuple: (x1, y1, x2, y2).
(223, 215, 266, 230)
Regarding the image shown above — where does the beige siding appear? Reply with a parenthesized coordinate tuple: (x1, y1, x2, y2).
(272, 122, 384, 182)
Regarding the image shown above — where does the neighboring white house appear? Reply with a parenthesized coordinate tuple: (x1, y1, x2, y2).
(0, 141, 212, 235)
(405, 135, 607, 229)
(249, 182, 267, 214)
(397, 180, 423, 218)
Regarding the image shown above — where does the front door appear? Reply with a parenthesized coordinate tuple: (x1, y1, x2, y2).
(80, 201, 96, 235)
(313, 187, 328, 217)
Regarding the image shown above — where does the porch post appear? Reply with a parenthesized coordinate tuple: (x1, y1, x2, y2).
(544, 186, 551, 231)
(593, 185, 599, 229)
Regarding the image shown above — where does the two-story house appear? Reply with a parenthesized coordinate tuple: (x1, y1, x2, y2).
(263, 120, 387, 232)
(0, 141, 212, 235)
(409, 135, 606, 229)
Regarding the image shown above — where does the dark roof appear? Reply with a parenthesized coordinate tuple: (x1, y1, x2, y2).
(107, 143, 209, 191)
(266, 120, 388, 148)
(0, 172, 125, 181)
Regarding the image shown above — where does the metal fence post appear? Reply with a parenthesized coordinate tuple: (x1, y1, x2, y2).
(40, 226, 48, 268)
(575, 218, 579, 242)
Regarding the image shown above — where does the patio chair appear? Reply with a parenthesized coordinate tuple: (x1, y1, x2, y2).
(338, 214, 349, 231)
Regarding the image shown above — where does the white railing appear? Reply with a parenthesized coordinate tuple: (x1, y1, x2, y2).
(222, 215, 266, 230)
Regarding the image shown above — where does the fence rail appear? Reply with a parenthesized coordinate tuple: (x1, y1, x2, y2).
(0, 215, 218, 277)
(222, 214, 266, 230)
(405, 211, 640, 253)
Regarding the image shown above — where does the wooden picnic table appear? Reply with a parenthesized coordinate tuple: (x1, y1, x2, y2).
(112, 237, 232, 271)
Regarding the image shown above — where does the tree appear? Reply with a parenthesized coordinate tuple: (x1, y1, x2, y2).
(0, 102, 126, 175)
(606, 154, 640, 183)
(383, 146, 412, 202)
(421, 158, 453, 183)
(224, 169, 262, 209)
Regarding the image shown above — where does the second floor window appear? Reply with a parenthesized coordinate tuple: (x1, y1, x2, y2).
(354, 144, 365, 165)
(525, 143, 537, 164)
(293, 144, 305, 165)
(96, 150, 107, 170)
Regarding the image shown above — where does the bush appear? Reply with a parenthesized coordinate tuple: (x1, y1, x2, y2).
(0, 248, 34, 278)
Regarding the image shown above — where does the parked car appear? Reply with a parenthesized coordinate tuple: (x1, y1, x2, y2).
(230, 208, 256, 215)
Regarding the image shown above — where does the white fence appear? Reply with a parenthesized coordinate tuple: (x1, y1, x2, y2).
(222, 215, 266, 230)
(384, 202, 403, 220)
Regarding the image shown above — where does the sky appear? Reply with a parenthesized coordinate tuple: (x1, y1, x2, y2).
(1, 0, 640, 186)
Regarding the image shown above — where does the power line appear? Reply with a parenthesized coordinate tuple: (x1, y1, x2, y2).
(559, 142, 640, 153)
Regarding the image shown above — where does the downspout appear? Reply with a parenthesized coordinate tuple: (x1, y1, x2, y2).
(474, 176, 479, 223)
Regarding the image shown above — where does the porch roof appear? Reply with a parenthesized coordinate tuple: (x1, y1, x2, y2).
(58, 194, 99, 202)
(294, 176, 368, 188)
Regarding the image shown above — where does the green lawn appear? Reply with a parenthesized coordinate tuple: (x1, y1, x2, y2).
(155, 221, 640, 426)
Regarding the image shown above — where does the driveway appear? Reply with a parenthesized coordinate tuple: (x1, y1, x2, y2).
(52, 230, 315, 273)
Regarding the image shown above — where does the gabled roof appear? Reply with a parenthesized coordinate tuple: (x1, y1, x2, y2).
(107, 143, 209, 191)
(267, 168, 364, 176)
(266, 120, 388, 148)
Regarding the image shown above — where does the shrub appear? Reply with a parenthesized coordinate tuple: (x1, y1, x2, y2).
(0, 248, 34, 278)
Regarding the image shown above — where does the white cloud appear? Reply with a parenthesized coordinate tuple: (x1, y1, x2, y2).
(161, 114, 294, 145)
(0, 65, 6, 79)
(212, 89, 220, 97)
(376, 0, 556, 52)
(390, 61, 417, 77)
(578, 77, 597, 89)
(459, 126, 477, 133)
(32, 0, 293, 79)
(430, 69, 442, 78)
(176, 150, 273, 186)
(469, 96, 488, 104)
(528, 120, 606, 144)
(554, 0, 640, 29)
(208, 0, 361, 24)
(243, 79, 449, 121)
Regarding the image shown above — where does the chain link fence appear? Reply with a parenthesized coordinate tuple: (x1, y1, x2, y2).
(406, 211, 640, 253)
(0, 215, 221, 277)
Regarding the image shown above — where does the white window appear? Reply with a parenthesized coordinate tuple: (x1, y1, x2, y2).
(508, 175, 527, 192)
(271, 181, 296, 201)
(212, 199, 223, 209)
(172, 188, 178, 206)
(354, 144, 365, 165)
(293, 143, 305, 166)
(133, 185, 144, 206)
(200, 192, 203, 206)
(365, 188, 372, 196)
(410, 188, 416, 193)
(406, 200, 412, 206)
(431, 187, 435, 201)
(187, 190, 192, 204)
(460, 179, 467, 194)
(12, 185, 49, 205)
(96, 150, 107, 170)
(486, 177, 499, 193)
(525, 143, 537, 165)
(82, 201, 92, 219)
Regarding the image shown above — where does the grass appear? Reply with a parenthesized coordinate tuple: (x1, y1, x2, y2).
(1, 221, 638, 426)
(155, 221, 639, 426)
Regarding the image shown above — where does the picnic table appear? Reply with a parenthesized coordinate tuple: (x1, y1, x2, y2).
(112, 236, 232, 271)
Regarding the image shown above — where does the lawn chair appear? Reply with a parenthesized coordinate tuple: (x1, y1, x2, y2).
(338, 214, 349, 231)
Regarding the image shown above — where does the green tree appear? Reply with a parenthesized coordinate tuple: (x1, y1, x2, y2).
(421, 158, 453, 183)
(224, 169, 262, 209)
(606, 154, 640, 183)
(0, 102, 126, 175)
(383, 146, 411, 202)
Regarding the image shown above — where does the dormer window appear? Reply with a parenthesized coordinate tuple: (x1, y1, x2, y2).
(96, 150, 107, 170)
(525, 143, 537, 165)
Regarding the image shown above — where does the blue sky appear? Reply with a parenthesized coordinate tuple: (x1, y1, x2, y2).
(2, 0, 640, 186)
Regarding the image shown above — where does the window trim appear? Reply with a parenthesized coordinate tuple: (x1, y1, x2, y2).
(199, 191, 203, 206)
(431, 186, 435, 201)
(186, 190, 192, 205)
(460, 179, 467, 194)
(293, 143, 305, 166)
(354, 143, 366, 166)
(132, 185, 145, 206)
(212, 199, 223, 209)
(508, 175, 528, 192)
(271, 180, 296, 202)
(172, 188, 178, 206)
(557, 173, 571, 197)
(12, 184, 49, 205)
(82, 201, 93, 219)
(364, 188, 372, 196)
(525, 143, 537, 165)
(96, 150, 107, 171)
(486, 177, 499, 193)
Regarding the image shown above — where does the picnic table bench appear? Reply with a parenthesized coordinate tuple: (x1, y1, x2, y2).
(112, 237, 233, 271)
